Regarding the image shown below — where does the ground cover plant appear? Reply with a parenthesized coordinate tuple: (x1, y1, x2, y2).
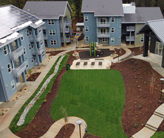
(51, 70, 127, 138)
(10, 54, 69, 133)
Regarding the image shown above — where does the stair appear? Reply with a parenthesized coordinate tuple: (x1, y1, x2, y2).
(154, 111, 164, 118)
(145, 123, 157, 131)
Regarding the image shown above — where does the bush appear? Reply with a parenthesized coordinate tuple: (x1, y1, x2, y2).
(134, 123, 138, 128)
(78, 33, 84, 41)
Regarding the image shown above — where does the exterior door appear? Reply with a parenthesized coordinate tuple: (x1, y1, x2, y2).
(100, 18, 106, 24)
(101, 28, 106, 34)
(155, 42, 163, 56)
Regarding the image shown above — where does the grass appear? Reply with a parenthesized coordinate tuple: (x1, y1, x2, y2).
(50, 70, 127, 138)
(10, 54, 70, 133)
(151, 132, 164, 138)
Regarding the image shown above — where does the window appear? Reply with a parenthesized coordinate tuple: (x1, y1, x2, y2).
(49, 30, 56, 35)
(111, 37, 115, 43)
(101, 28, 106, 34)
(141, 37, 144, 42)
(7, 63, 11, 73)
(84, 16, 88, 22)
(44, 40, 47, 46)
(29, 44, 31, 50)
(43, 30, 46, 35)
(4, 46, 8, 55)
(40, 40, 43, 45)
(50, 40, 57, 45)
(111, 17, 115, 22)
(85, 37, 89, 42)
(39, 27, 42, 33)
(85, 26, 89, 32)
(11, 80, 15, 90)
(42, 51, 45, 57)
(31, 43, 34, 49)
(24, 47, 26, 55)
(31, 57, 34, 63)
(29, 30, 32, 36)
(100, 18, 106, 24)
(111, 27, 115, 33)
(21, 34, 24, 41)
(27, 30, 29, 36)
(102, 38, 108, 42)
(26, 61, 29, 68)
(34, 57, 36, 61)
(48, 20, 54, 25)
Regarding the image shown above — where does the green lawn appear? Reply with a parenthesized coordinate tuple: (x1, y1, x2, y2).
(50, 70, 127, 138)
(151, 132, 164, 138)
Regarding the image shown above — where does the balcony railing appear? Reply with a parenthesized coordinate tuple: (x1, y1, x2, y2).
(61, 37, 71, 43)
(97, 32, 110, 38)
(9, 46, 23, 61)
(126, 26, 135, 31)
(65, 20, 72, 26)
(32, 47, 44, 55)
(42, 25, 46, 30)
(97, 22, 110, 27)
(13, 62, 26, 78)
(44, 35, 48, 40)
(126, 36, 135, 41)
(29, 33, 42, 42)
(61, 28, 70, 33)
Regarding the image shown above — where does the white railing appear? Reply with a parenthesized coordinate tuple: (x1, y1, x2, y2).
(9, 46, 23, 61)
(126, 36, 135, 41)
(97, 22, 110, 27)
(126, 26, 135, 31)
(13, 62, 26, 78)
(97, 32, 110, 38)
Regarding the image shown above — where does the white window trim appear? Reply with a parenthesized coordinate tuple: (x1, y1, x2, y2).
(100, 18, 107, 24)
(11, 80, 15, 90)
(102, 38, 108, 42)
(7, 63, 12, 73)
(84, 16, 88, 22)
(111, 27, 115, 33)
(111, 17, 115, 23)
(7, 45, 11, 53)
(85, 26, 89, 32)
(4, 46, 8, 56)
(85, 36, 89, 42)
(111, 37, 115, 43)
(48, 20, 54, 25)
(140, 37, 144, 42)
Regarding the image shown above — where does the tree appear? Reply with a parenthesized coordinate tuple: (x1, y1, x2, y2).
(61, 107, 69, 130)
(157, 0, 164, 15)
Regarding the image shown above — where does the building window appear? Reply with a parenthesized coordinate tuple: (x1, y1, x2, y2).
(111, 17, 115, 22)
(40, 40, 44, 45)
(21, 34, 24, 41)
(24, 47, 26, 55)
(44, 40, 47, 46)
(111, 27, 115, 33)
(27, 30, 29, 36)
(102, 38, 108, 42)
(39, 27, 42, 33)
(85, 37, 89, 42)
(100, 18, 106, 24)
(49, 30, 56, 35)
(29, 44, 31, 50)
(50, 40, 57, 45)
(11, 80, 15, 90)
(4, 46, 8, 55)
(141, 37, 144, 42)
(42, 51, 45, 57)
(31, 43, 34, 49)
(7, 63, 11, 73)
(85, 26, 89, 32)
(34, 57, 36, 61)
(26, 61, 29, 68)
(48, 20, 54, 25)
(84, 16, 88, 22)
(31, 57, 34, 63)
(29, 30, 32, 36)
(111, 37, 115, 43)
(43, 30, 46, 35)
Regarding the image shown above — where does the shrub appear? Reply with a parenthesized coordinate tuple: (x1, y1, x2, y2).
(136, 81, 138, 83)
(135, 76, 137, 79)
(144, 82, 146, 84)
(139, 89, 142, 92)
(43, 99, 47, 103)
(134, 123, 138, 128)
(138, 85, 140, 88)
(139, 105, 142, 109)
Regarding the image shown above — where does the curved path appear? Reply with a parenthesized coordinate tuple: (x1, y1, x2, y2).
(40, 116, 86, 138)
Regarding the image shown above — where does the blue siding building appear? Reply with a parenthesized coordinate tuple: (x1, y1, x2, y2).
(82, 0, 123, 46)
(23, 1, 72, 48)
(0, 5, 46, 101)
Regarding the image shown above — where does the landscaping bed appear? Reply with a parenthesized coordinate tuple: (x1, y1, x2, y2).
(113, 48, 126, 59)
(46, 51, 64, 56)
(54, 124, 75, 138)
(26, 73, 40, 81)
(128, 46, 143, 56)
(111, 58, 164, 137)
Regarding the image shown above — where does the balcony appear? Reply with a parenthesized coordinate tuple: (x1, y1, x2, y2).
(97, 32, 110, 38)
(65, 20, 72, 26)
(61, 28, 70, 33)
(9, 46, 23, 61)
(126, 26, 135, 31)
(32, 47, 44, 55)
(29, 33, 42, 42)
(13, 62, 26, 78)
(42, 25, 46, 30)
(61, 37, 71, 43)
(97, 22, 110, 27)
(126, 36, 135, 41)
(44, 35, 48, 40)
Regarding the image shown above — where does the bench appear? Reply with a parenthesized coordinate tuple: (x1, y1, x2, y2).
(83, 62, 88, 66)
(99, 62, 102, 66)
(76, 62, 80, 66)
(91, 62, 95, 66)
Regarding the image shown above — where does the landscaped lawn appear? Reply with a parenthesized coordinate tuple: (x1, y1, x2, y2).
(151, 132, 164, 138)
(51, 70, 127, 138)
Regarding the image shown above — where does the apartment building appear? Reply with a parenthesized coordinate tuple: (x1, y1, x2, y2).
(23, 1, 73, 48)
(0, 5, 46, 102)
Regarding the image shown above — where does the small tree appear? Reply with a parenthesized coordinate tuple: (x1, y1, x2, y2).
(150, 73, 155, 94)
(28, 69, 32, 76)
(61, 107, 69, 130)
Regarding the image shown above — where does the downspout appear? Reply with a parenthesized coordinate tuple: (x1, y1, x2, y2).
(62, 17, 66, 47)
(0, 62, 9, 101)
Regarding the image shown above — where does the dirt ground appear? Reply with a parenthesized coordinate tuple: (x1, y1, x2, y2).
(27, 73, 40, 81)
(129, 46, 143, 56)
(111, 58, 164, 137)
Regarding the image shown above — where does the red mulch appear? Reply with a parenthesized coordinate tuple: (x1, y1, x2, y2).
(46, 51, 64, 56)
(54, 124, 75, 138)
(111, 58, 164, 137)
(129, 46, 143, 56)
(113, 48, 126, 59)
(27, 73, 40, 81)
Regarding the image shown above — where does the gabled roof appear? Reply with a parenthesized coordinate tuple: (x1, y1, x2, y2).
(0, 4, 42, 39)
(23, 1, 72, 19)
(122, 7, 163, 23)
(136, 19, 164, 45)
(81, 0, 124, 16)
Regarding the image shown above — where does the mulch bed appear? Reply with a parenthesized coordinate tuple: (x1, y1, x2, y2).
(46, 51, 64, 56)
(26, 73, 41, 81)
(129, 46, 143, 56)
(83, 134, 101, 138)
(113, 48, 126, 59)
(55, 124, 75, 138)
(111, 58, 164, 137)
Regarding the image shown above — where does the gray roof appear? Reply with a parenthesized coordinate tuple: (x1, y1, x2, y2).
(122, 7, 163, 23)
(81, 0, 124, 16)
(0, 5, 40, 39)
(136, 19, 164, 45)
(23, 1, 72, 19)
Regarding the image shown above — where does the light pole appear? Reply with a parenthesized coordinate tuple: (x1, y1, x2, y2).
(76, 120, 83, 138)
(159, 78, 164, 103)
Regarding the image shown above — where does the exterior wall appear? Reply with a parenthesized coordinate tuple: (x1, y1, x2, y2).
(84, 13, 97, 44)
(0, 70, 7, 101)
(109, 17, 122, 46)
(99, 38, 109, 45)
(135, 23, 144, 46)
